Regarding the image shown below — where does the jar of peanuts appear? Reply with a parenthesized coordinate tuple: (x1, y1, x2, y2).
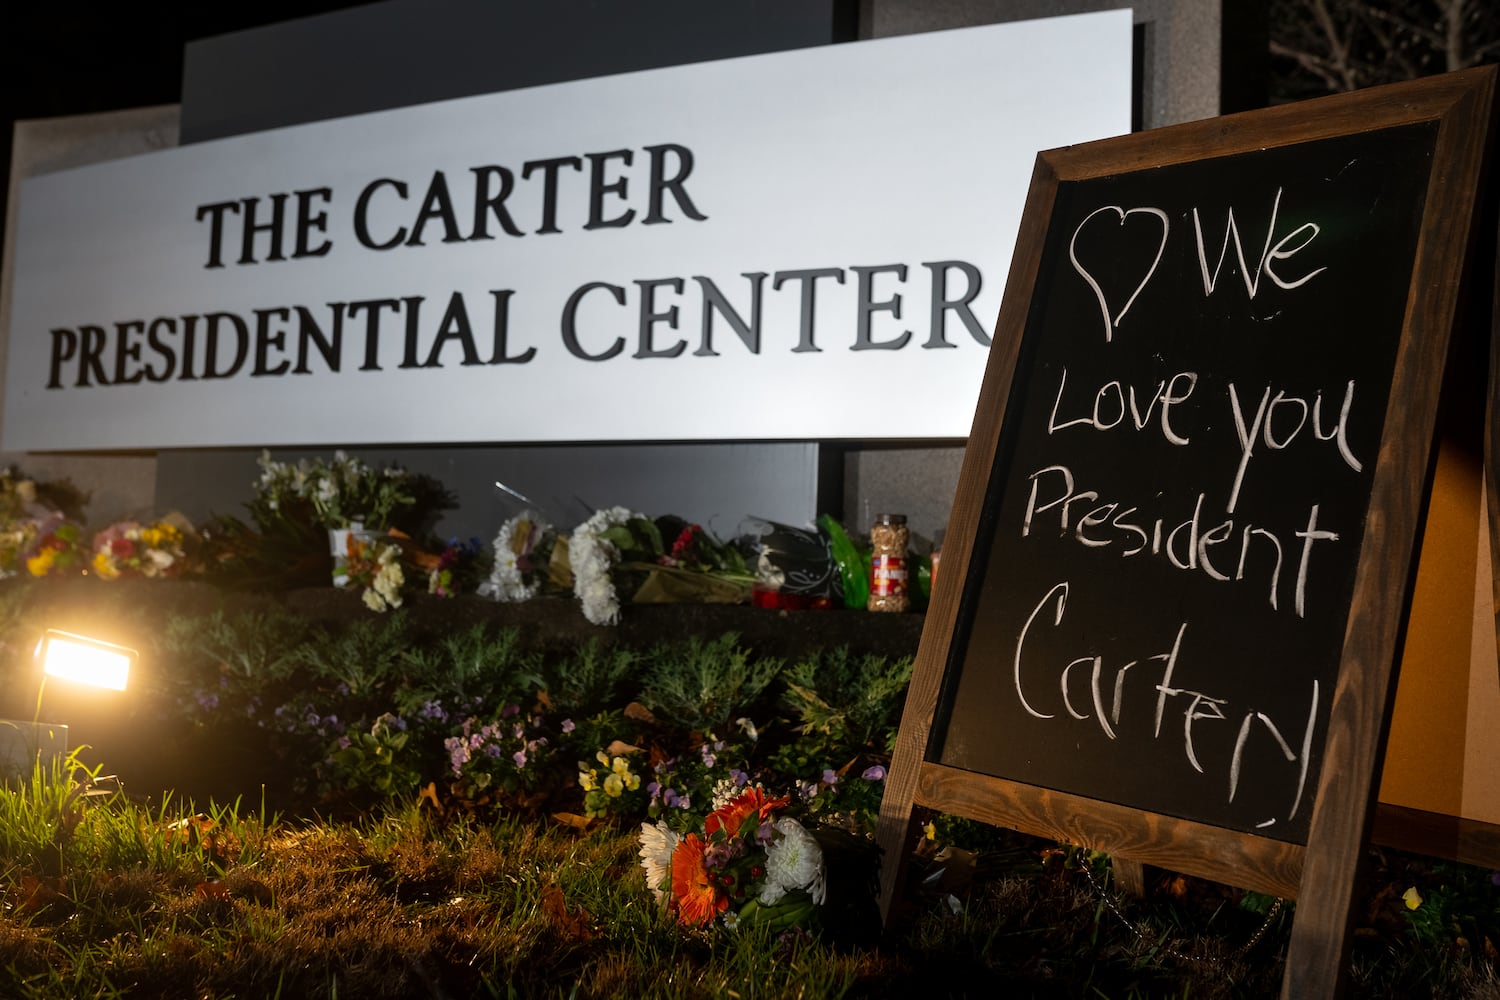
(867, 513, 910, 612)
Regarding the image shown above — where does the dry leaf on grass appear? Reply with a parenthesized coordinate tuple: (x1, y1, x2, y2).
(551, 812, 595, 832)
(541, 884, 595, 941)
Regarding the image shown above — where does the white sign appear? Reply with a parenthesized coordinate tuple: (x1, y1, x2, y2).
(2, 13, 1130, 451)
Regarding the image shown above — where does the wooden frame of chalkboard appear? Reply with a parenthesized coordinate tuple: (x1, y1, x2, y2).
(876, 67, 1496, 998)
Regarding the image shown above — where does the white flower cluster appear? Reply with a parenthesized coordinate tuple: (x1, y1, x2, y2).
(569, 506, 639, 626)
(254, 449, 413, 530)
(255, 450, 311, 513)
(362, 543, 405, 612)
(477, 513, 549, 603)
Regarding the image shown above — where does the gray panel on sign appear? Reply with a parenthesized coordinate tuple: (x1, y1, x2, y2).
(156, 444, 820, 545)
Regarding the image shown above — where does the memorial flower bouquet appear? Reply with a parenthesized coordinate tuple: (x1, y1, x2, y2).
(478, 512, 559, 603)
(90, 518, 189, 579)
(0, 468, 87, 578)
(566, 510, 754, 624)
(638, 786, 826, 932)
(479, 507, 756, 624)
(567, 506, 647, 625)
(254, 450, 415, 531)
(24, 524, 87, 578)
(340, 533, 405, 612)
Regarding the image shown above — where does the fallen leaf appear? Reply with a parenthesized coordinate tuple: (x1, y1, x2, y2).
(165, 814, 216, 847)
(236, 878, 274, 905)
(195, 880, 231, 900)
(541, 884, 595, 941)
(417, 782, 444, 814)
(605, 739, 643, 758)
(551, 812, 595, 832)
(623, 702, 657, 724)
(12, 874, 69, 918)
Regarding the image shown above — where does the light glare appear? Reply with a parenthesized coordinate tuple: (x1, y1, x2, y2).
(36, 630, 133, 691)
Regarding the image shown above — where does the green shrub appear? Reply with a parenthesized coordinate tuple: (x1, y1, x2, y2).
(781, 647, 914, 753)
(536, 640, 638, 716)
(289, 614, 414, 699)
(395, 624, 537, 709)
(638, 634, 781, 735)
(159, 609, 310, 687)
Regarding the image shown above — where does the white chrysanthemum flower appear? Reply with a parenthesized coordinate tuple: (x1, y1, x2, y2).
(569, 507, 638, 626)
(758, 818, 826, 906)
(478, 514, 549, 602)
(637, 821, 680, 904)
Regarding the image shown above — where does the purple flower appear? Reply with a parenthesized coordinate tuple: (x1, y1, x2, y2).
(501, 704, 520, 718)
(730, 768, 749, 788)
(700, 745, 717, 768)
(662, 787, 680, 808)
(444, 736, 469, 776)
(862, 765, 887, 781)
(483, 744, 503, 758)
(561, 719, 575, 734)
(337, 736, 352, 750)
(420, 700, 448, 722)
(756, 820, 775, 845)
(821, 768, 839, 786)
(513, 750, 528, 768)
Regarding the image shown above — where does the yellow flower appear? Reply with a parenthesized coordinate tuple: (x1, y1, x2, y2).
(578, 769, 598, 792)
(1402, 886, 1422, 910)
(92, 551, 120, 580)
(604, 773, 624, 798)
(27, 549, 56, 577)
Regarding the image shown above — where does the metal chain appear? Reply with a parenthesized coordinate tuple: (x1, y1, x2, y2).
(1079, 861, 1286, 966)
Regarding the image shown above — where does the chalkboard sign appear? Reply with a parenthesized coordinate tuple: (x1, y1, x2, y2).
(929, 122, 1437, 845)
(877, 68, 1496, 998)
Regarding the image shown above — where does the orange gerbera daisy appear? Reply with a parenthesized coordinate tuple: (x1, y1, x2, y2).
(670, 833, 726, 926)
(705, 786, 791, 839)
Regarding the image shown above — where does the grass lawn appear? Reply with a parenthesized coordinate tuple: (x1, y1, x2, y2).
(3, 766, 1499, 999)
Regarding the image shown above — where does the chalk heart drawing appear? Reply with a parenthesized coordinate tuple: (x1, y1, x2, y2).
(1068, 205, 1170, 343)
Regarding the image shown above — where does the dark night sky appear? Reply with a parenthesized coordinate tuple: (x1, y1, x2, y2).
(1, 3, 369, 269)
